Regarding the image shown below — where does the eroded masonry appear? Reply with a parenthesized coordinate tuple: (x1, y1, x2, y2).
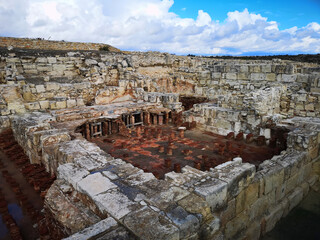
(0, 37, 319, 240)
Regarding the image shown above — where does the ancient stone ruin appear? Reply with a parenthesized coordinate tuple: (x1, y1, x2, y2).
(0, 37, 319, 240)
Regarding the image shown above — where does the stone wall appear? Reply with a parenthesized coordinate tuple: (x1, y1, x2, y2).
(1, 49, 319, 126)
(9, 109, 320, 240)
(0, 37, 120, 52)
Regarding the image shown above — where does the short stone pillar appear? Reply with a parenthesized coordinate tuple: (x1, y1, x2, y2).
(158, 114, 164, 125)
(103, 122, 108, 136)
(144, 112, 150, 126)
(153, 114, 158, 125)
(194, 161, 201, 170)
(159, 146, 164, 153)
(174, 163, 181, 173)
(85, 123, 91, 140)
(165, 112, 169, 124)
(136, 126, 141, 137)
(178, 127, 186, 138)
(170, 131, 175, 140)
(164, 159, 172, 168)
(167, 146, 173, 156)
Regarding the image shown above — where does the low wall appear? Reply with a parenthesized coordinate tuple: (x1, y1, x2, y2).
(9, 109, 320, 240)
(0, 37, 120, 52)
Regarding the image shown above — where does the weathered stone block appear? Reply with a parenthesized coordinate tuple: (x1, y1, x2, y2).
(287, 187, 303, 211)
(251, 73, 265, 81)
(199, 217, 221, 240)
(77, 172, 117, 196)
(194, 178, 228, 211)
(93, 189, 139, 219)
(166, 205, 200, 239)
(124, 206, 179, 240)
(178, 193, 212, 222)
(211, 162, 256, 199)
(57, 163, 90, 189)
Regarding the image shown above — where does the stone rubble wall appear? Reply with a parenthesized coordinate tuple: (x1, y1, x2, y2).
(9, 110, 320, 240)
(0, 37, 120, 52)
(1, 50, 319, 125)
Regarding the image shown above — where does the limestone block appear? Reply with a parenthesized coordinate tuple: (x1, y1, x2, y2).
(67, 99, 77, 108)
(45, 183, 99, 235)
(166, 205, 200, 239)
(40, 130, 71, 147)
(264, 203, 284, 233)
(300, 182, 310, 197)
(287, 187, 303, 211)
(226, 73, 237, 80)
(25, 102, 40, 110)
(147, 186, 190, 211)
(64, 217, 118, 240)
(240, 65, 248, 73)
(74, 82, 91, 90)
(46, 82, 60, 91)
(212, 72, 221, 79)
(249, 65, 261, 73)
(57, 163, 89, 189)
(251, 73, 266, 81)
(199, 217, 220, 240)
(64, 70, 77, 77)
(77, 172, 117, 196)
(124, 206, 179, 240)
(259, 160, 285, 195)
(57, 57, 70, 62)
(47, 57, 57, 64)
(75, 156, 107, 172)
(85, 59, 98, 65)
(280, 74, 297, 82)
(261, 64, 272, 73)
(93, 189, 139, 219)
(245, 220, 260, 240)
(220, 198, 236, 226)
(237, 72, 249, 80)
(124, 171, 156, 186)
(165, 171, 192, 185)
(266, 73, 276, 81)
(39, 100, 49, 109)
(211, 162, 256, 199)
(77, 98, 85, 106)
(35, 85, 45, 93)
(305, 103, 314, 111)
(35, 57, 47, 63)
(53, 64, 67, 72)
(178, 193, 212, 222)
(194, 178, 228, 211)
(37, 65, 53, 72)
(249, 189, 276, 221)
(224, 210, 248, 240)
(56, 100, 67, 109)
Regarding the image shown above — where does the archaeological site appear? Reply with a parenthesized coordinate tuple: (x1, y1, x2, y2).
(0, 37, 319, 240)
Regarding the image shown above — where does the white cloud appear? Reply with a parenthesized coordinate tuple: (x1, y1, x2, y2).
(0, 0, 319, 55)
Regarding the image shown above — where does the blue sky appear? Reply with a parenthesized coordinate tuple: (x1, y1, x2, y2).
(0, 0, 319, 55)
(170, 0, 320, 30)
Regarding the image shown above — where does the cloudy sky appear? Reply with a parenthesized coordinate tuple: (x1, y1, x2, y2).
(0, 0, 320, 55)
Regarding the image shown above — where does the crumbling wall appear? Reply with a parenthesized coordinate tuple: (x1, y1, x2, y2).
(0, 49, 319, 123)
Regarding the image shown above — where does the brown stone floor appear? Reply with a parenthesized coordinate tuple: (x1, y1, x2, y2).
(0, 130, 54, 240)
(92, 125, 282, 179)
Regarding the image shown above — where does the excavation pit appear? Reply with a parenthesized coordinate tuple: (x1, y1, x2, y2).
(89, 125, 287, 179)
